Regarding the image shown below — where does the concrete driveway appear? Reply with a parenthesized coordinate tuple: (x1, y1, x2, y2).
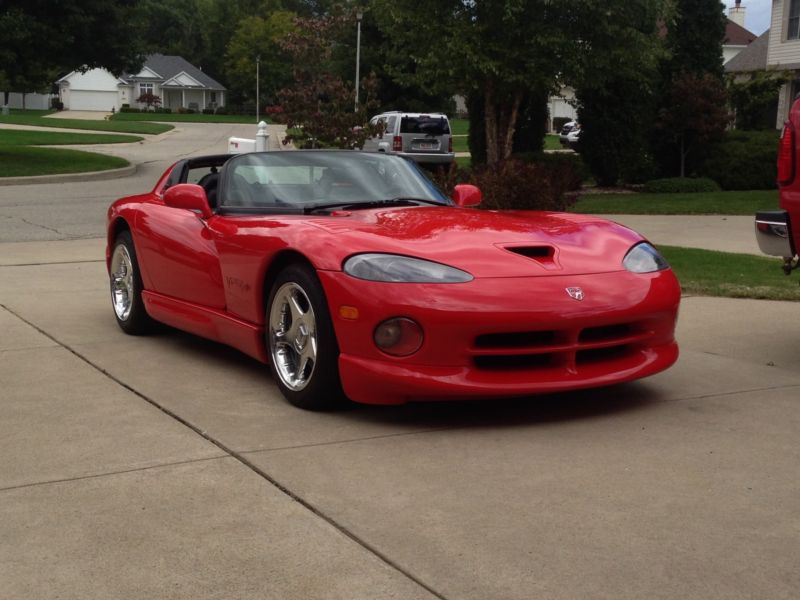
(1, 124, 799, 598)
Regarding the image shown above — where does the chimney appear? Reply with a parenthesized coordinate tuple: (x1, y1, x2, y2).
(729, 0, 746, 29)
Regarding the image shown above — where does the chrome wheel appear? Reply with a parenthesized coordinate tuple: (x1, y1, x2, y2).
(110, 243, 134, 321)
(269, 282, 318, 392)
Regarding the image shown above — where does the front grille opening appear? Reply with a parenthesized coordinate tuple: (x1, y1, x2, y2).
(508, 246, 553, 259)
(576, 345, 633, 365)
(579, 324, 634, 344)
(475, 330, 557, 349)
(474, 353, 554, 370)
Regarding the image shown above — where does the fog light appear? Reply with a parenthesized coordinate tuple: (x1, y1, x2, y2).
(373, 317, 423, 356)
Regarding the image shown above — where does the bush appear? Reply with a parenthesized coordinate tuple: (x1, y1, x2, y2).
(428, 159, 573, 211)
(643, 177, 721, 193)
(119, 106, 140, 113)
(202, 108, 215, 114)
(698, 130, 779, 190)
(513, 152, 589, 191)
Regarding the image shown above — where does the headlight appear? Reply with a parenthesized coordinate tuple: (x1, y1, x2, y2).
(343, 253, 473, 283)
(623, 242, 669, 273)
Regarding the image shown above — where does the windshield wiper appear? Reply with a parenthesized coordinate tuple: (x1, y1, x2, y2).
(304, 197, 446, 214)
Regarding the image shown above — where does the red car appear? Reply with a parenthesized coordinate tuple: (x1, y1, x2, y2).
(107, 151, 679, 410)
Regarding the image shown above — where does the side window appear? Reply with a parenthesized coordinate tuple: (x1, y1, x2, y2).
(790, 0, 800, 40)
(386, 116, 397, 135)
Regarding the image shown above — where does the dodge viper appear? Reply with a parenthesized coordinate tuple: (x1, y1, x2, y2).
(107, 150, 680, 410)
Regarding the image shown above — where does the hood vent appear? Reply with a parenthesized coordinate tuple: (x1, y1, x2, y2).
(502, 245, 560, 271)
(507, 246, 553, 259)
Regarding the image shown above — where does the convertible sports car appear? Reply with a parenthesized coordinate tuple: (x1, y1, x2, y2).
(107, 150, 680, 410)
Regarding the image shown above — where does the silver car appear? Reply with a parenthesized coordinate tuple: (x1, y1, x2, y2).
(362, 111, 455, 165)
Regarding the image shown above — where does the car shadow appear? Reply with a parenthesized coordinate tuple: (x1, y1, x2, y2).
(162, 328, 664, 429)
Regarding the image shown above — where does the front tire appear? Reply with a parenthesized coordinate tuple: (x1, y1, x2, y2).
(109, 230, 154, 335)
(267, 264, 344, 410)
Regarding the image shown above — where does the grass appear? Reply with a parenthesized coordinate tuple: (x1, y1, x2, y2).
(544, 134, 562, 151)
(0, 129, 142, 145)
(455, 156, 471, 168)
(0, 109, 171, 135)
(450, 118, 468, 136)
(0, 146, 129, 177)
(660, 245, 800, 302)
(570, 190, 779, 215)
(111, 112, 259, 124)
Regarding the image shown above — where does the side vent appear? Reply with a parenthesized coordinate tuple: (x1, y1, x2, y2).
(507, 246, 553, 259)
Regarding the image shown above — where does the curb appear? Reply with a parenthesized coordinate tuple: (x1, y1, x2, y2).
(0, 163, 137, 187)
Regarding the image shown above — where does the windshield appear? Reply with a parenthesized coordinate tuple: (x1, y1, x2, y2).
(220, 151, 449, 212)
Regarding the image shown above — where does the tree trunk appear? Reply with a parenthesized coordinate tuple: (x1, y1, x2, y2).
(484, 81, 523, 165)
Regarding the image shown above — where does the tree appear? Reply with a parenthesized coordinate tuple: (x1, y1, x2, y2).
(373, 0, 581, 164)
(224, 12, 297, 108)
(656, 72, 730, 177)
(271, 12, 382, 149)
(136, 92, 162, 111)
(0, 0, 146, 104)
(574, 1, 665, 186)
(652, 0, 728, 177)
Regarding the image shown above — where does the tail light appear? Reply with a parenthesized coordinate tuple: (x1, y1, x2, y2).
(778, 122, 795, 186)
(393, 136, 402, 152)
(448, 136, 453, 153)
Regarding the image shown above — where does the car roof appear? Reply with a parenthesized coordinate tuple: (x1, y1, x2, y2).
(375, 111, 449, 118)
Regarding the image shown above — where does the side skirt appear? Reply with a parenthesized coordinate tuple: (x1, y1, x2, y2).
(142, 291, 268, 363)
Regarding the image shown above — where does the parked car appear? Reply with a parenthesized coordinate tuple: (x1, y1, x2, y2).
(755, 97, 800, 275)
(107, 150, 680, 410)
(560, 122, 581, 150)
(362, 111, 454, 164)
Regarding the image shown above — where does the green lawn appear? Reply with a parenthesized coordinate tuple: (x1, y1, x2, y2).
(570, 190, 779, 215)
(660, 245, 800, 302)
(450, 118, 469, 136)
(452, 135, 468, 153)
(0, 129, 142, 145)
(0, 146, 129, 177)
(544, 134, 562, 151)
(0, 109, 171, 135)
(111, 112, 260, 124)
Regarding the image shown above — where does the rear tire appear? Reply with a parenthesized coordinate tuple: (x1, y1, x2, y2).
(266, 264, 344, 410)
(109, 230, 154, 335)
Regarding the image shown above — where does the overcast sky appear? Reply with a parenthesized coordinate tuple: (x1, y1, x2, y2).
(724, 0, 772, 35)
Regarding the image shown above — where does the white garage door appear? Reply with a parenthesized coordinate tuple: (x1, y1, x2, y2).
(68, 90, 118, 112)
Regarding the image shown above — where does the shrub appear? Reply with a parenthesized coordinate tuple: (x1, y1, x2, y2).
(698, 129, 779, 190)
(428, 159, 573, 211)
(643, 177, 721, 193)
(513, 152, 589, 191)
(119, 106, 140, 113)
(202, 108, 215, 114)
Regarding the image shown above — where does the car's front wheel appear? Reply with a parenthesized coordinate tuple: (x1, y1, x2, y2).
(109, 230, 154, 335)
(266, 264, 344, 410)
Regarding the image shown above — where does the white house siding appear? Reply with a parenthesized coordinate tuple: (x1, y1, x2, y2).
(59, 68, 124, 111)
(549, 87, 578, 131)
(768, 0, 800, 126)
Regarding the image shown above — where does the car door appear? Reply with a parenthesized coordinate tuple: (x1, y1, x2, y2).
(136, 170, 226, 310)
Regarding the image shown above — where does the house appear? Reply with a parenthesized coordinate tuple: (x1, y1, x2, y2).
(56, 54, 226, 112)
(724, 4, 758, 64)
(767, 0, 800, 126)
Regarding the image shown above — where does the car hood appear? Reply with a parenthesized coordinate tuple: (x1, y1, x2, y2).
(304, 206, 645, 278)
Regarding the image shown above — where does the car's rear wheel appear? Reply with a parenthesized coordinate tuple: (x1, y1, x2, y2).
(110, 230, 154, 335)
(267, 264, 344, 410)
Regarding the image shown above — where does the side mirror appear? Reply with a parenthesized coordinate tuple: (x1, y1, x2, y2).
(452, 184, 482, 208)
(163, 184, 212, 219)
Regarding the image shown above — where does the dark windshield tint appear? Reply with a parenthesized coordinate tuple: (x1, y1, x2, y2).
(220, 151, 450, 211)
(400, 116, 450, 135)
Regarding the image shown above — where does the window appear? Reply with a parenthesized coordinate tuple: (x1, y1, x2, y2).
(789, 0, 800, 40)
(139, 82, 154, 96)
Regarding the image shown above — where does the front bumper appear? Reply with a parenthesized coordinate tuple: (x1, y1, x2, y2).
(319, 269, 680, 404)
(755, 210, 796, 258)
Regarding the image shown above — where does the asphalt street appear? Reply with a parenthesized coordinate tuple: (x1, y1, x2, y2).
(0, 121, 798, 599)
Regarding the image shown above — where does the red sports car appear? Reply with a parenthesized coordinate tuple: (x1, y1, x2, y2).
(107, 150, 679, 410)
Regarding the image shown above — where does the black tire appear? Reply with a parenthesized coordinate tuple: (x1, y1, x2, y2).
(266, 264, 345, 410)
(109, 230, 154, 335)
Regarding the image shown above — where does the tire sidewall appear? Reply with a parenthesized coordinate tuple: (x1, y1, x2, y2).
(111, 230, 152, 335)
(266, 264, 344, 410)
